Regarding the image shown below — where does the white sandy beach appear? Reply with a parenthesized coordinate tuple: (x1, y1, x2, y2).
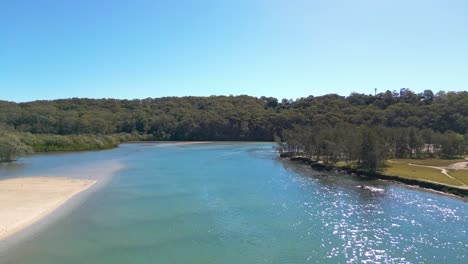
(0, 177, 96, 241)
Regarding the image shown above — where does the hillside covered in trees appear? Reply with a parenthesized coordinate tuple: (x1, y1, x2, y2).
(1, 89, 467, 137)
(0, 88, 467, 165)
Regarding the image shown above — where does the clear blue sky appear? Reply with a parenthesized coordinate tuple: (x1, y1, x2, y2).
(1, 0, 467, 102)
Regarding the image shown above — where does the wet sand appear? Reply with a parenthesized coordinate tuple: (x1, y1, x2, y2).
(0, 177, 96, 241)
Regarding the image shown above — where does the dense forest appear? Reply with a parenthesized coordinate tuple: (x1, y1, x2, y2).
(1, 88, 467, 164)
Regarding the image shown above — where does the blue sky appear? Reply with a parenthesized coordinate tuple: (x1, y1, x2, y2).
(1, 0, 467, 102)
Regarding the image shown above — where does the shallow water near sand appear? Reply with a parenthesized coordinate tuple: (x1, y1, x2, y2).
(0, 143, 466, 263)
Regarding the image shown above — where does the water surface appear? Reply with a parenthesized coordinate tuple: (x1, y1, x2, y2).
(0, 143, 466, 263)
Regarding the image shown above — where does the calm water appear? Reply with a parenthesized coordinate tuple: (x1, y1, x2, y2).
(0, 143, 466, 263)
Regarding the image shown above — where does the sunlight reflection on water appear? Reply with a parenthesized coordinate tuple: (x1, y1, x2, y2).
(1, 143, 467, 264)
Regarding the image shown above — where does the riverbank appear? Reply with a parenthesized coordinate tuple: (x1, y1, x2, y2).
(0, 177, 96, 241)
(280, 153, 468, 197)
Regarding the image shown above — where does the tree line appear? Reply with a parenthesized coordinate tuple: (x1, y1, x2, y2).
(0, 131, 149, 162)
(1, 89, 467, 139)
(277, 124, 467, 172)
(0, 89, 467, 162)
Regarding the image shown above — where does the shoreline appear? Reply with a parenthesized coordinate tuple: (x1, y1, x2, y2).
(0, 160, 126, 253)
(16, 140, 274, 157)
(280, 153, 468, 198)
(125, 140, 272, 144)
(0, 177, 96, 241)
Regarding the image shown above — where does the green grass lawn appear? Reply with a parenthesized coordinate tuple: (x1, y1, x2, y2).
(384, 160, 463, 186)
(448, 170, 468, 185)
(334, 161, 349, 168)
(391, 158, 464, 167)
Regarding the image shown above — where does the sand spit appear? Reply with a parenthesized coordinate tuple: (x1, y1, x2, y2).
(0, 177, 96, 241)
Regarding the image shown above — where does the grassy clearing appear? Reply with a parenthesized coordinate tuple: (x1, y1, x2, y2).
(384, 160, 463, 186)
(448, 170, 468, 185)
(334, 161, 349, 168)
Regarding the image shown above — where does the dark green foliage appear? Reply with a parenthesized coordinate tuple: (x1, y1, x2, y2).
(436, 131, 465, 158)
(0, 132, 150, 156)
(357, 127, 385, 171)
(0, 89, 467, 162)
(0, 132, 33, 161)
(1, 90, 467, 141)
(279, 124, 466, 171)
(280, 124, 387, 171)
(0, 96, 283, 141)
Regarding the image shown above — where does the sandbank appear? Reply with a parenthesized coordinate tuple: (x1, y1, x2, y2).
(0, 177, 96, 241)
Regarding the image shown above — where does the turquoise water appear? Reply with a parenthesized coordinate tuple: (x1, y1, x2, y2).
(0, 143, 466, 263)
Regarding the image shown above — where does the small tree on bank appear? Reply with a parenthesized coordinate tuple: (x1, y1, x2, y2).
(357, 127, 385, 172)
(0, 133, 33, 162)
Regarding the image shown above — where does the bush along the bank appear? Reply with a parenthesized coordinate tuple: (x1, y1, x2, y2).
(0, 132, 154, 160)
(0, 132, 33, 162)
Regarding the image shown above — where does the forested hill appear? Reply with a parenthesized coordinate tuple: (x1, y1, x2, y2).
(1, 89, 467, 141)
